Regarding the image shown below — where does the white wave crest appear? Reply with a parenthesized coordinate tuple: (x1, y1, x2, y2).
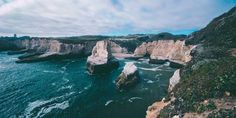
(23, 92, 74, 118)
(34, 101, 69, 118)
(105, 100, 113, 106)
(128, 97, 143, 102)
(139, 67, 162, 71)
(147, 80, 154, 84)
(43, 70, 58, 73)
(57, 85, 73, 91)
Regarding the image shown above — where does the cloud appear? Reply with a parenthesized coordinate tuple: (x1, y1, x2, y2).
(0, 0, 235, 36)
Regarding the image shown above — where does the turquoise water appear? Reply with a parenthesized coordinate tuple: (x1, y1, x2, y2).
(0, 52, 175, 118)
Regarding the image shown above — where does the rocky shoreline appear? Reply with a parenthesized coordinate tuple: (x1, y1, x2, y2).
(0, 33, 196, 116)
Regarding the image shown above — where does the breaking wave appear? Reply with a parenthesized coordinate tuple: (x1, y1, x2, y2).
(128, 97, 143, 102)
(22, 92, 74, 118)
(105, 100, 113, 106)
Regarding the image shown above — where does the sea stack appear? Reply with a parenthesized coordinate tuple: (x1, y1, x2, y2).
(116, 62, 140, 89)
(86, 40, 119, 74)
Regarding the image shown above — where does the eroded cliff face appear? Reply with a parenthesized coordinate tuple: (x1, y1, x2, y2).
(134, 41, 158, 57)
(134, 40, 196, 65)
(12, 39, 128, 55)
(15, 39, 85, 55)
(168, 69, 180, 92)
(3, 38, 128, 62)
(110, 41, 128, 54)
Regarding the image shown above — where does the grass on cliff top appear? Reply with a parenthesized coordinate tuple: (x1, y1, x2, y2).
(176, 56, 236, 99)
(159, 56, 236, 117)
(208, 109, 236, 118)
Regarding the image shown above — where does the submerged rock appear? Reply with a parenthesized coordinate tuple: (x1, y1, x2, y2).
(116, 62, 140, 89)
(86, 40, 119, 74)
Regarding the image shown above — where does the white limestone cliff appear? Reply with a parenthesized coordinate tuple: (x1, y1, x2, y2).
(168, 69, 180, 92)
(134, 40, 196, 65)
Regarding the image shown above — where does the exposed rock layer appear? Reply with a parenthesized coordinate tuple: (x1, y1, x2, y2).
(168, 69, 180, 92)
(13, 39, 88, 63)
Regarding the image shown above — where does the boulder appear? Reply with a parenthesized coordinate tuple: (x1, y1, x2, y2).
(116, 62, 140, 89)
(86, 40, 119, 74)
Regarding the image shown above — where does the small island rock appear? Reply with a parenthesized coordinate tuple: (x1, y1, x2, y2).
(116, 62, 140, 89)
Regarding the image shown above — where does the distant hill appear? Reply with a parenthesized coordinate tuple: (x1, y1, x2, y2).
(187, 7, 236, 48)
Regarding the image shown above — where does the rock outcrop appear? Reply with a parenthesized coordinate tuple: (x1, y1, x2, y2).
(116, 62, 140, 89)
(168, 69, 180, 92)
(134, 40, 196, 67)
(134, 41, 158, 57)
(86, 40, 119, 74)
(110, 41, 128, 54)
(146, 98, 170, 118)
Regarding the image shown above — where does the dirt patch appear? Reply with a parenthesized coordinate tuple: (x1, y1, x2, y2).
(229, 48, 236, 57)
(146, 100, 170, 118)
(184, 97, 236, 118)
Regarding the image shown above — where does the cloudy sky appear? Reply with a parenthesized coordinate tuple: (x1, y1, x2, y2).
(0, 0, 235, 37)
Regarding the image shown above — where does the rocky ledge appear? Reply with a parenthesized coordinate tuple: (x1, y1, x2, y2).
(116, 62, 140, 89)
(86, 40, 119, 74)
(134, 40, 196, 68)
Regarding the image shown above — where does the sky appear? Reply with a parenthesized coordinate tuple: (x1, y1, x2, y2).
(0, 0, 235, 37)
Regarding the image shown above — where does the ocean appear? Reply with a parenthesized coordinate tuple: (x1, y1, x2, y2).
(0, 52, 175, 118)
